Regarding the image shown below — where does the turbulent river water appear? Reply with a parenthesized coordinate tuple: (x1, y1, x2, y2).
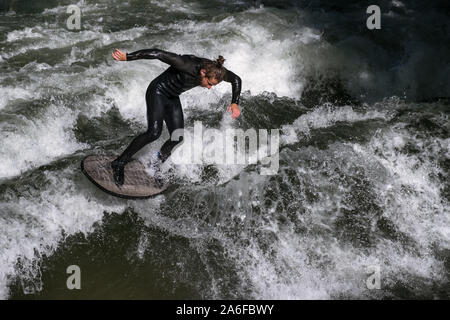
(0, 0, 449, 299)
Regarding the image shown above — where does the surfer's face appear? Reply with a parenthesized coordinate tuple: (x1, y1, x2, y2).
(200, 69, 219, 89)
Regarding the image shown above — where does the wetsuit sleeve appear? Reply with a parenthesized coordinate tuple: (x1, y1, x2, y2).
(223, 69, 242, 105)
(126, 48, 194, 74)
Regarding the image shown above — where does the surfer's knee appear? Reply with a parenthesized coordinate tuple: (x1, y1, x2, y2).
(145, 120, 162, 142)
(144, 129, 161, 142)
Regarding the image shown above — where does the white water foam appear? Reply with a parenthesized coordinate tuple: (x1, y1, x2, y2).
(223, 113, 448, 298)
(155, 7, 321, 99)
(3, 24, 147, 60)
(0, 167, 132, 298)
(280, 104, 393, 145)
(220, 137, 448, 298)
(354, 127, 450, 248)
(0, 104, 88, 179)
(0, 87, 35, 111)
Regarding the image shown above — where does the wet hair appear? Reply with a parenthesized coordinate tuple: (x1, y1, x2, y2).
(201, 55, 226, 82)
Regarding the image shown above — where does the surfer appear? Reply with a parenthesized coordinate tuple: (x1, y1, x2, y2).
(110, 48, 242, 187)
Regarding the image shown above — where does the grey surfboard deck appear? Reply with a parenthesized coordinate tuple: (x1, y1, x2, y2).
(81, 155, 168, 199)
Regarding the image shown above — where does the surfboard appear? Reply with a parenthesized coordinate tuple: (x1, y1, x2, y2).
(81, 155, 168, 199)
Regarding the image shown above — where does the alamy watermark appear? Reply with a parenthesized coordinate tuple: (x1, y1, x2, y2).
(66, 5, 81, 30)
(366, 265, 381, 290)
(169, 121, 280, 175)
(366, 5, 381, 30)
(66, 265, 81, 290)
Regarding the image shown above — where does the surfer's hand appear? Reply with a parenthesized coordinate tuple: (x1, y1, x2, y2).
(112, 48, 127, 61)
(227, 103, 240, 119)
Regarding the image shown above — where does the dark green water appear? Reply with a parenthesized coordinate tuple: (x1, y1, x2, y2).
(0, 0, 449, 299)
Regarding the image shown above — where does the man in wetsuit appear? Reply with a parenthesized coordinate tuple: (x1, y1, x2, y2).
(110, 48, 242, 186)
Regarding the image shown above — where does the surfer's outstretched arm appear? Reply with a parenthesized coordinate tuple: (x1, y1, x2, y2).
(112, 48, 192, 73)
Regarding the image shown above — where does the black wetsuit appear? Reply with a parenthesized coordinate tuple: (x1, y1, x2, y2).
(112, 48, 242, 185)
